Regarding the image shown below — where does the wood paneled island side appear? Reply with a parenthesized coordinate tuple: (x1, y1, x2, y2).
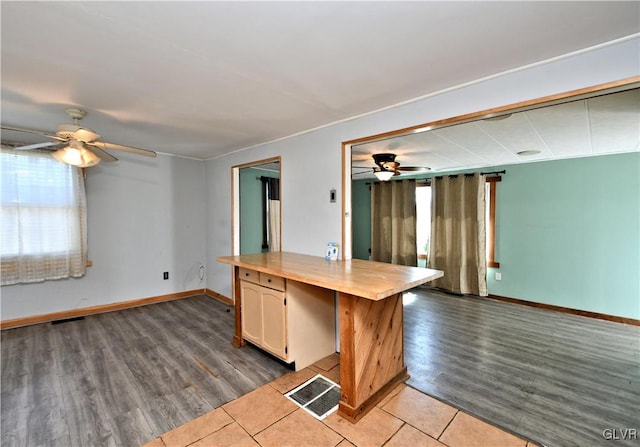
(216, 251, 443, 422)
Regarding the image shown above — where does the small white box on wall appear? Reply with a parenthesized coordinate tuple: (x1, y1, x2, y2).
(325, 242, 339, 260)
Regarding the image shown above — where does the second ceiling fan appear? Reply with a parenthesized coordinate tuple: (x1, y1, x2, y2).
(354, 153, 430, 181)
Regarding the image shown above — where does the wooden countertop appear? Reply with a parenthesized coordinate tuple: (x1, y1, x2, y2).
(217, 252, 443, 301)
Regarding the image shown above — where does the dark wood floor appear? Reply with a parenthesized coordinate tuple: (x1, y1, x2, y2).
(0, 296, 290, 447)
(2, 290, 639, 447)
(404, 287, 640, 447)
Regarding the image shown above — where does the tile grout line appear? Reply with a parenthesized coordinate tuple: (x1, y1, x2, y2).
(266, 380, 350, 446)
(401, 383, 536, 445)
(241, 387, 303, 439)
(377, 402, 447, 447)
(376, 396, 417, 446)
(149, 358, 536, 447)
(379, 422, 408, 447)
(213, 409, 257, 447)
(436, 409, 461, 442)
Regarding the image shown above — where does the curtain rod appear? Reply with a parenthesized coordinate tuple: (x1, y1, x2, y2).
(365, 169, 505, 184)
(432, 169, 505, 179)
(436, 169, 507, 180)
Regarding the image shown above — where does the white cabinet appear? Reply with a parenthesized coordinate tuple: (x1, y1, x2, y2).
(239, 280, 264, 346)
(260, 287, 287, 358)
(239, 267, 335, 370)
(240, 279, 287, 359)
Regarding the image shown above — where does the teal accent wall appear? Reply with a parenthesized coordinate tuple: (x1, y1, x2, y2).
(488, 152, 640, 320)
(352, 152, 640, 319)
(352, 180, 371, 260)
(239, 167, 279, 255)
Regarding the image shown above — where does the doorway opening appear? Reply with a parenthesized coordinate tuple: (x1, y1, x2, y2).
(231, 157, 281, 256)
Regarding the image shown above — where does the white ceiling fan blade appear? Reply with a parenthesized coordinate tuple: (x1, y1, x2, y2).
(1, 125, 67, 142)
(91, 141, 156, 158)
(14, 141, 59, 151)
(86, 144, 118, 162)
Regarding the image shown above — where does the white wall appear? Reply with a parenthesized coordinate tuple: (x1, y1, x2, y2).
(205, 37, 640, 300)
(0, 152, 206, 321)
(2, 36, 638, 320)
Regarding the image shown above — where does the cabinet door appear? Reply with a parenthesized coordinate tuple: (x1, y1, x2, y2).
(241, 281, 262, 345)
(261, 288, 287, 359)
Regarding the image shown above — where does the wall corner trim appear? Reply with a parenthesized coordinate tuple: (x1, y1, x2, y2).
(205, 288, 233, 305)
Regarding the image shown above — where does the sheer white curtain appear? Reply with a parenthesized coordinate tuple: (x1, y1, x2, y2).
(268, 193, 281, 252)
(428, 173, 487, 296)
(1, 148, 87, 285)
(371, 179, 418, 266)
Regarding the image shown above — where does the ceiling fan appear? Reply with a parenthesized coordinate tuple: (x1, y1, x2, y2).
(1, 108, 157, 167)
(353, 153, 430, 181)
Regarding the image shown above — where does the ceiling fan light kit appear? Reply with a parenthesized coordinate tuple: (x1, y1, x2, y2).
(1, 108, 157, 168)
(52, 144, 101, 167)
(374, 170, 395, 181)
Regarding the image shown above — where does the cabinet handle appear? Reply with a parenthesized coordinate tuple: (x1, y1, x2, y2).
(268, 279, 272, 283)
(245, 273, 249, 276)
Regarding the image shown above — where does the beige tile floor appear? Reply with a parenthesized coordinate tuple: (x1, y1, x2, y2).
(142, 354, 538, 447)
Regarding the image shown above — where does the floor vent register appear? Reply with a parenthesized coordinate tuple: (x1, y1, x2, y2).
(284, 374, 341, 420)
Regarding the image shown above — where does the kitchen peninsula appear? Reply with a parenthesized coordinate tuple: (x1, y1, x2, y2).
(217, 251, 443, 422)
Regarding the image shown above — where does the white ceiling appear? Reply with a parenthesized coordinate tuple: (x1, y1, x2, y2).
(352, 87, 640, 176)
(1, 1, 639, 162)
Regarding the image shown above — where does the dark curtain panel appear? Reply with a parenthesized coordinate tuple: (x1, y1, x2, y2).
(266, 177, 279, 200)
(260, 177, 280, 251)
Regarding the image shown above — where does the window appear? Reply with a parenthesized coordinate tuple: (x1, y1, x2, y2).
(415, 176, 500, 269)
(415, 185, 431, 268)
(1, 148, 87, 285)
(485, 177, 500, 268)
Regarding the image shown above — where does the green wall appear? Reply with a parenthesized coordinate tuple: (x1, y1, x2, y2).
(352, 152, 640, 319)
(352, 180, 372, 260)
(488, 152, 639, 320)
(239, 167, 279, 255)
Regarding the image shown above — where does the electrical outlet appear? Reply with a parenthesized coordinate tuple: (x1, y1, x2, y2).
(163, 272, 169, 280)
(495, 272, 502, 281)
